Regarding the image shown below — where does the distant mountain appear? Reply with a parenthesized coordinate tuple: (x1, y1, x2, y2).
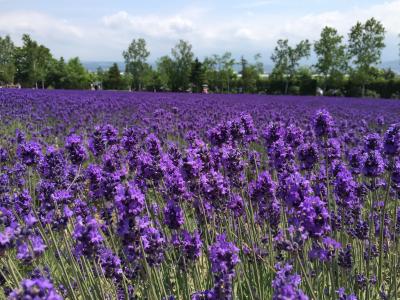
(82, 61, 125, 72)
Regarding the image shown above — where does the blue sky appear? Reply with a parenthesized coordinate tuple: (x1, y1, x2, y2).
(0, 0, 399, 62)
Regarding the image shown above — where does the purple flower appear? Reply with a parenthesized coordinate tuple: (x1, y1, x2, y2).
(39, 146, 67, 184)
(145, 133, 163, 158)
(298, 143, 319, 170)
(313, 109, 334, 138)
(279, 172, 312, 209)
(206, 234, 240, 299)
(298, 196, 330, 238)
(73, 215, 104, 258)
(17, 141, 42, 166)
(8, 277, 63, 300)
(101, 124, 119, 146)
(13, 190, 32, 216)
(383, 123, 400, 156)
(336, 288, 358, 300)
(334, 168, 359, 209)
(191, 290, 215, 300)
(89, 126, 106, 156)
(16, 235, 46, 262)
(364, 133, 382, 151)
(209, 234, 239, 275)
(219, 143, 245, 184)
(238, 113, 257, 143)
(228, 194, 245, 217)
(141, 226, 165, 266)
(272, 263, 308, 300)
(200, 169, 230, 210)
(114, 182, 145, 219)
(348, 147, 363, 175)
(263, 122, 285, 148)
(172, 230, 202, 263)
(65, 134, 88, 165)
(121, 126, 140, 152)
(309, 237, 341, 262)
(0, 147, 9, 163)
(163, 200, 184, 230)
(208, 122, 230, 146)
(326, 138, 341, 160)
(268, 139, 295, 172)
(98, 248, 123, 280)
(285, 124, 304, 148)
(338, 244, 353, 269)
(392, 159, 400, 193)
(361, 150, 385, 177)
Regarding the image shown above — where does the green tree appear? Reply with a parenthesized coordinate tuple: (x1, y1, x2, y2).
(202, 56, 219, 91)
(103, 63, 124, 90)
(0, 35, 16, 84)
(295, 67, 317, 95)
(271, 39, 311, 94)
(122, 72, 133, 90)
(220, 52, 236, 93)
(64, 57, 90, 89)
(239, 54, 263, 93)
(348, 18, 385, 97)
(202, 53, 237, 93)
(46, 57, 67, 89)
(190, 58, 204, 93)
(314, 26, 348, 91)
(123, 38, 150, 91)
(156, 55, 174, 91)
(170, 40, 194, 91)
(15, 34, 53, 88)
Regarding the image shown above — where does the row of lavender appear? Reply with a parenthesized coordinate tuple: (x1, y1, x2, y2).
(0, 89, 400, 299)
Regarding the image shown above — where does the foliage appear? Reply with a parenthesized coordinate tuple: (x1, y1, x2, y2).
(314, 26, 348, 90)
(348, 18, 386, 96)
(123, 38, 150, 91)
(271, 39, 311, 94)
(0, 35, 16, 84)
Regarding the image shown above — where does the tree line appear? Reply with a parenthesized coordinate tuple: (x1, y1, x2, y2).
(1, 18, 399, 98)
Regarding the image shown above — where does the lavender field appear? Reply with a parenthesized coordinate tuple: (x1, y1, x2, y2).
(1, 89, 400, 299)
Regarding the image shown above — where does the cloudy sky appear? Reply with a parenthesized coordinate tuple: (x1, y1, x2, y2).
(1, 0, 399, 62)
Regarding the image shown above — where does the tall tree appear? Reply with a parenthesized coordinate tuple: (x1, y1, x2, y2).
(271, 39, 311, 94)
(0, 35, 16, 84)
(156, 55, 174, 91)
(46, 57, 67, 89)
(103, 63, 124, 90)
(64, 57, 90, 89)
(202, 52, 236, 93)
(220, 52, 236, 93)
(314, 26, 348, 90)
(348, 18, 385, 96)
(123, 38, 150, 90)
(202, 56, 219, 91)
(15, 34, 52, 88)
(190, 58, 204, 93)
(170, 40, 194, 91)
(239, 54, 263, 93)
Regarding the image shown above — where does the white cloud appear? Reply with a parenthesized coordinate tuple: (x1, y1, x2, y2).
(0, 11, 83, 41)
(102, 11, 195, 38)
(234, 28, 258, 41)
(101, 1, 400, 49)
(1, 1, 399, 61)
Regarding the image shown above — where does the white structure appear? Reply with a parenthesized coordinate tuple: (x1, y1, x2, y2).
(316, 87, 324, 96)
